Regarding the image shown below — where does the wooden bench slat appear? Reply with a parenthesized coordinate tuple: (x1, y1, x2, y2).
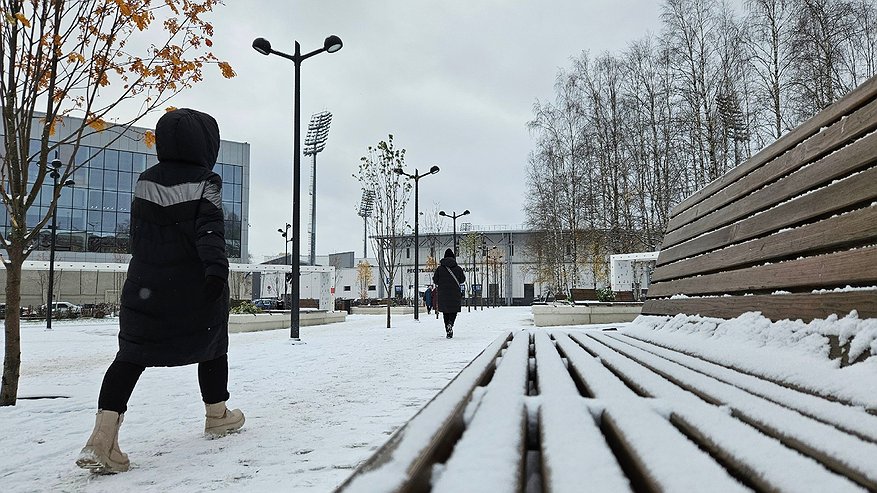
(576, 332, 868, 492)
(642, 291, 877, 323)
(577, 332, 877, 491)
(607, 332, 877, 443)
(532, 332, 631, 492)
(431, 332, 531, 493)
(662, 129, 877, 250)
(666, 94, 877, 236)
(554, 334, 750, 492)
(618, 321, 877, 410)
(649, 246, 877, 298)
(652, 206, 877, 282)
(671, 73, 877, 219)
(656, 165, 877, 267)
(336, 332, 512, 493)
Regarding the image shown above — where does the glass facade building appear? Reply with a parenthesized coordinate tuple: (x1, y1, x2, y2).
(3, 117, 250, 262)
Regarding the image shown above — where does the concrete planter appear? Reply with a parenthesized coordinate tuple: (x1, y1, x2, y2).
(532, 302, 643, 327)
(228, 310, 346, 333)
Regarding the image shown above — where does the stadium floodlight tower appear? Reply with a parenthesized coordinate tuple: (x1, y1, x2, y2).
(303, 110, 333, 267)
(357, 189, 375, 258)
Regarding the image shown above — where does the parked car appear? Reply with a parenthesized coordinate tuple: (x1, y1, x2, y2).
(252, 298, 280, 311)
(0, 303, 31, 319)
(40, 301, 82, 318)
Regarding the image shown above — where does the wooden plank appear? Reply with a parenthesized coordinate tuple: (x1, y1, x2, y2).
(666, 94, 877, 235)
(663, 130, 877, 250)
(656, 165, 877, 267)
(605, 333, 877, 443)
(554, 334, 749, 492)
(649, 246, 877, 298)
(431, 332, 530, 493)
(671, 73, 877, 219)
(532, 332, 630, 492)
(652, 206, 877, 282)
(581, 332, 877, 491)
(336, 332, 512, 493)
(641, 291, 877, 320)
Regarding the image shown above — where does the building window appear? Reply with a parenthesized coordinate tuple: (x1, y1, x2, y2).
(368, 285, 376, 291)
(406, 247, 410, 258)
(343, 286, 351, 291)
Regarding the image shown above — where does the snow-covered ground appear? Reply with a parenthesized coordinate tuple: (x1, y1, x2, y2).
(0, 307, 534, 492)
(4, 307, 876, 492)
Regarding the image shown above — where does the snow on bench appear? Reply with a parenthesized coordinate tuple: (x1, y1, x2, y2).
(336, 326, 877, 492)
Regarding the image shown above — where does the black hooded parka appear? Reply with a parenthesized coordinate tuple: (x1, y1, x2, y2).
(433, 250, 466, 313)
(116, 108, 230, 367)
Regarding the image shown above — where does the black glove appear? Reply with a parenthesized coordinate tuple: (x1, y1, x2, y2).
(203, 275, 225, 304)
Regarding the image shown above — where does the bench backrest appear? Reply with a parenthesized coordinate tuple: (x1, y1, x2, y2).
(642, 75, 877, 322)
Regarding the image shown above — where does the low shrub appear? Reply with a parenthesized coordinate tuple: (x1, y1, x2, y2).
(230, 301, 262, 315)
(596, 287, 616, 302)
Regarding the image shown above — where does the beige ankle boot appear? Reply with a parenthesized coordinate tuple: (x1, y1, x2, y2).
(205, 401, 245, 436)
(76, 410, 130, 474)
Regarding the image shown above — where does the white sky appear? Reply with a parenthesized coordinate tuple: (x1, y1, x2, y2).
(130, 1, 663, 260)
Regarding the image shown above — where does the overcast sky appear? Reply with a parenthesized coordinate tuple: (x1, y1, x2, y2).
(136, 0, 663, 261)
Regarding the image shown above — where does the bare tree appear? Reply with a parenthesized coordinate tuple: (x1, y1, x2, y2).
(788, 0, 857, 118)
(354, 135, 411, 328)
(746, 0, 797, 139)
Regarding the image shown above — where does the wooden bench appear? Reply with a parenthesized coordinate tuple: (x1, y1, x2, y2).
(336, 76, 877, 492)
(336, 328, 877, 492)
(569, 288, 597, 302)
(641, 75, 877, 322)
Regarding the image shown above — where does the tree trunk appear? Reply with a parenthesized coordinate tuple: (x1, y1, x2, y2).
(1, 251, 24, 406)
(386, 299, 391, 329)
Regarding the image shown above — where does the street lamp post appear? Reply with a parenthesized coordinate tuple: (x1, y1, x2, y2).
(278, 223, 291, 308)
(253, 34, 343, 340)
(394, 166, 439, 320)
(491, 246, 504, 307)
(46, 158, 74, 330)
(304, 111, 333, 266)
(438, 209, 469, 254)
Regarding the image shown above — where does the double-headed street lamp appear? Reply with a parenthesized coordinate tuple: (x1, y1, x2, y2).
(439, 209, 469, 254)
(46, 158, 74, 330)
(253, 34, 343, 340)
(394, 165, 440, 320)
(278, 223, 291, 308)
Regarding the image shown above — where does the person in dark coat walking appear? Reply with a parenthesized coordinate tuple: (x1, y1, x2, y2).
(433, 249, 466, 338)
(423, 285, 434, 314)
(76, 109, 244, 475)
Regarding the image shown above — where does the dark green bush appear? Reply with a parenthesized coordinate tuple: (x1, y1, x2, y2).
(596, 287, 616, 302)
(231, 301, 262, 315)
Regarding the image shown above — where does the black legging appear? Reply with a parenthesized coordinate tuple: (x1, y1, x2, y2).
(98, 354, 230, 413)
(443, 312, 458, 327)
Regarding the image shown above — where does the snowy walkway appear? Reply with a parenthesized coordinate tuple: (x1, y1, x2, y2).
(0, 307, 532, 492)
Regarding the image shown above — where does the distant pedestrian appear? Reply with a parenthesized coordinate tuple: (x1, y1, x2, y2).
(423, 285, 433, 314)
(76, 109, 244, 475)
(433, 249, 466, 338)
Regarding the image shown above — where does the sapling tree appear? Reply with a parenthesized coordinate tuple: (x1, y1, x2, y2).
(354, 135, 411, 328)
